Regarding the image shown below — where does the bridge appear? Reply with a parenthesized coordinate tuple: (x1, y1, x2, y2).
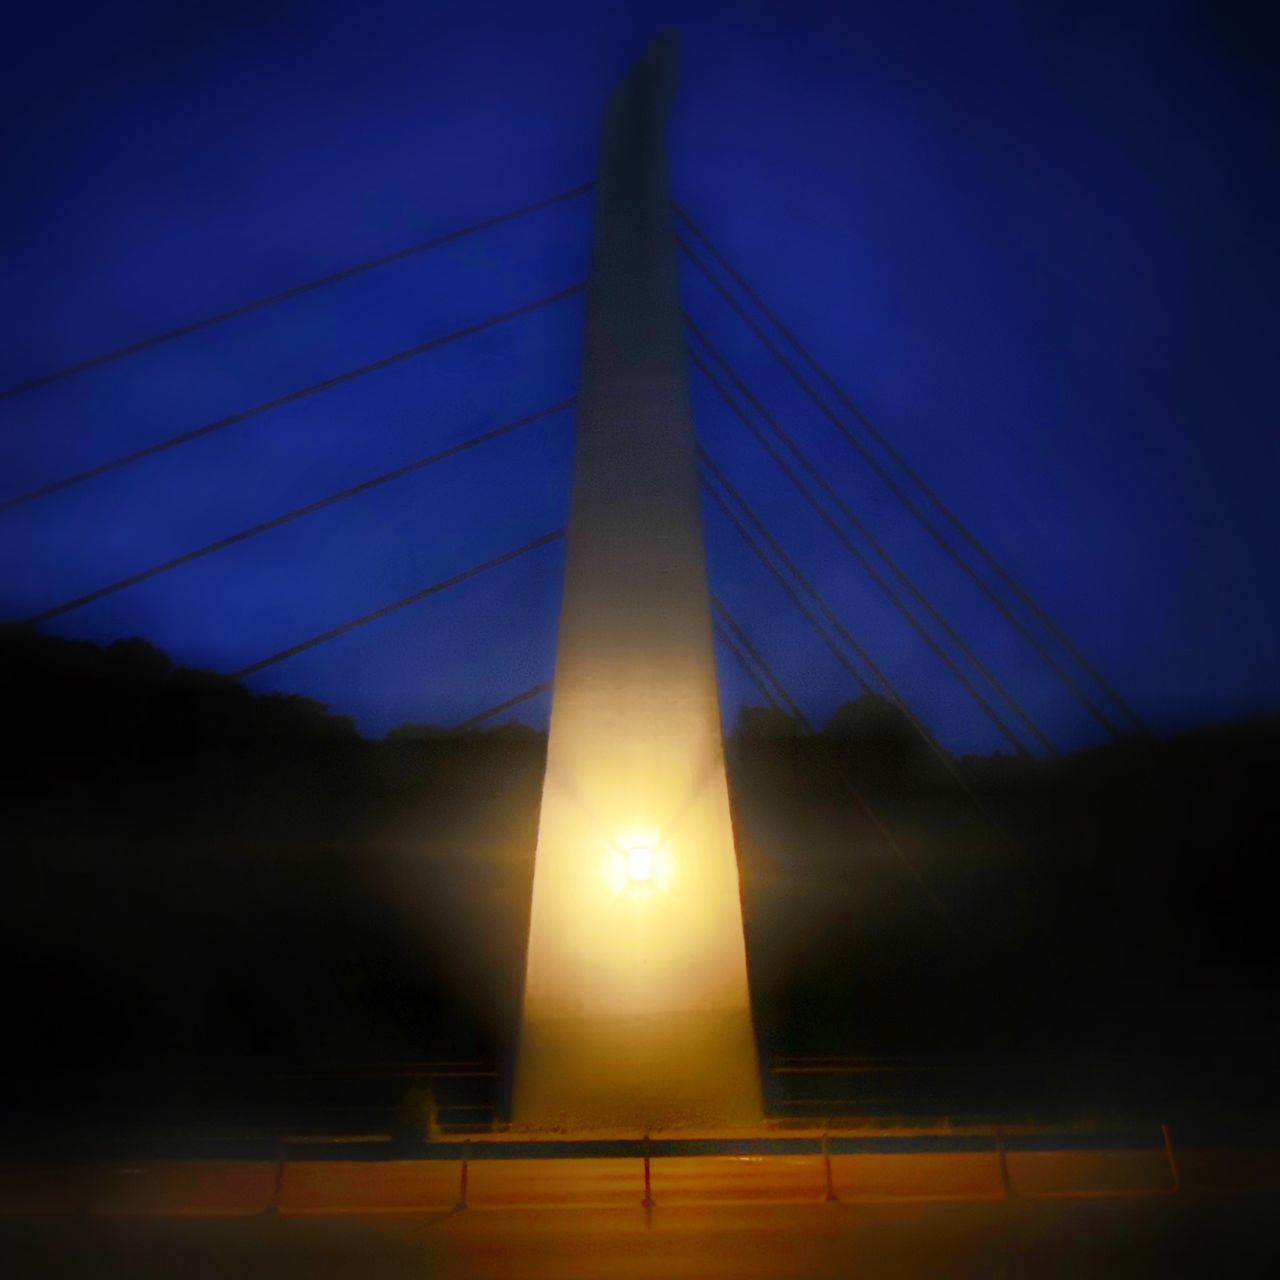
(2, 29, 1275, 1280)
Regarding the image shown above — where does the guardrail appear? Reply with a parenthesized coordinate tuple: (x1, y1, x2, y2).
(12, 1120, 1280, 1218)
(34, 1056, 1274, 1153)
(54, 1122, 1222, 1218)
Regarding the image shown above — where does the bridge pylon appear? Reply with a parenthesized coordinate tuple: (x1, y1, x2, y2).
(513, 34, 761, 1130)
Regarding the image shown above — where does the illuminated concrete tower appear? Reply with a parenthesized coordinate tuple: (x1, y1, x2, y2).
(514, 36, 761, 1130)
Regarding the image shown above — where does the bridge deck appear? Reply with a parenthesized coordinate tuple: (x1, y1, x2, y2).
(4, 1126, 1276, 1218)
(3, 1194, 1277, 1278)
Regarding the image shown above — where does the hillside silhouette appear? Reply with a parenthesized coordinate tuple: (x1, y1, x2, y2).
(1, 626, 1275, 1136)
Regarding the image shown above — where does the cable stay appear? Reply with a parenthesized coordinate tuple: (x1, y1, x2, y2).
(704, 455, 1024, 854)
(712, 595, 809, 725)
(689, 339, 1039, 759)
(713, 591, 965, 943)
(675, 198, 1148, 736)
(690, 320, 1055, 756)
(26, 399, 574, 625)
(713, 618, 783, 714)
(1, 283, 585, 514)
(233, 529, 564, 679)
(453, 680, 552, 730)
(702, 459, 975, 788)
(676, 225, 1134, 742)
(1, 182, 594, 403)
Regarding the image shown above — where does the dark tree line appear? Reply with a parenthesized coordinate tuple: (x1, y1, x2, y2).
(1, 626, 1275, 1133)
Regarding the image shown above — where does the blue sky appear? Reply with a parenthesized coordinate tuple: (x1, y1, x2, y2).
(2, 0, 1277, 752)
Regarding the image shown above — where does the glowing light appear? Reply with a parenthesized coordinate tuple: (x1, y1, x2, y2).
(603, 832, 668, 897)
(626, 845, 653, 882)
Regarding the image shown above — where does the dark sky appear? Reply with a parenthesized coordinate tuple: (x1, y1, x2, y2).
(3, 0, 1277, 753)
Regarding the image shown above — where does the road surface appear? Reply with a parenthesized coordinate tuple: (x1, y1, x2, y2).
(3, 1194, 1277, 1278)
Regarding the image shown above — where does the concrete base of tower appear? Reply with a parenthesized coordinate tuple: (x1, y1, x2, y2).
(513, 1005, 762, 1131)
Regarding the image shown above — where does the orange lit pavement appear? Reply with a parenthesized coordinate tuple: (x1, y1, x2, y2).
(3, 1193, 1279, 1278)
(3, 1139, 1278, 1276)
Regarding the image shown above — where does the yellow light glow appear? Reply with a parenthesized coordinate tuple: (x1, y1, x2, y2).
(603, 832, 670, 897)
(626, 845, 653, 882)
(517, 691, 761, 1128)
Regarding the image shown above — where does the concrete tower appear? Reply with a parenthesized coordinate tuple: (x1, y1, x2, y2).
(514, 37, 761, 1130)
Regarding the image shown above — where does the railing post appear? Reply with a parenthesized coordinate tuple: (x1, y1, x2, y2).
(263, 1140, 285, 1215)
(822, 1124, 837, 1202)
(1161, 1122, 1181, 1193)
(995, 1125, 1013, 1199)
(455, 1139, 470, 1212)
(641, 1133, 655, 1208)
